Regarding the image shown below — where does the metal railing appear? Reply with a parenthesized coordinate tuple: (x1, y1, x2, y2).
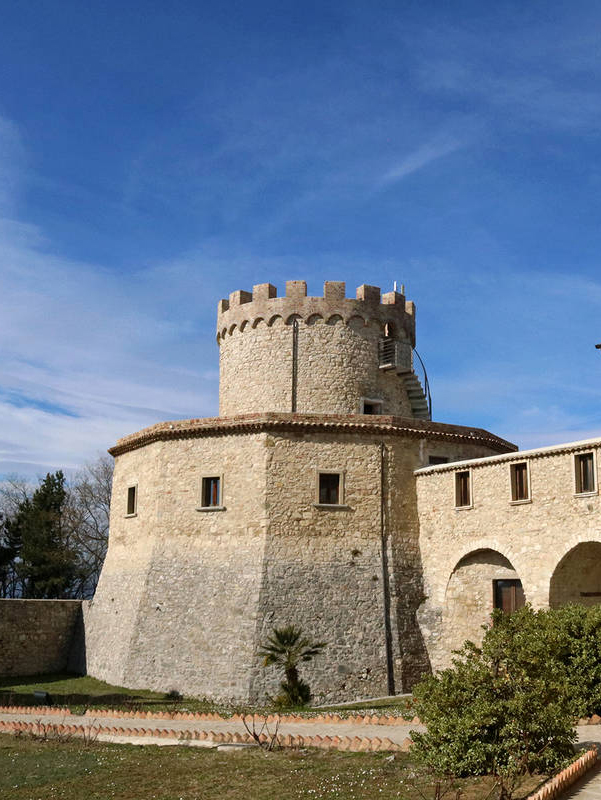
(378, 338, 432, 419)
(412, 348, 432, 420)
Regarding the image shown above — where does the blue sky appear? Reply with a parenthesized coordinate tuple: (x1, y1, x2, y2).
(2, 0, 601, 478)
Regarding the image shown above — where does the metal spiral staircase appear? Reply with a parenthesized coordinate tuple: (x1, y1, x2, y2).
(378, 338, 432, 421)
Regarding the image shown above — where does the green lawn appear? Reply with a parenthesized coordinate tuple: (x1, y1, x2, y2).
(0, 673, 415, 718)
(0, 732, 535, 800)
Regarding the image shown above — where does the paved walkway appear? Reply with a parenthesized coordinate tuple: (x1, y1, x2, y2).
(2, 708, 601, 751)
(0, 708, 424, 746)
(557, 764, 601, 800)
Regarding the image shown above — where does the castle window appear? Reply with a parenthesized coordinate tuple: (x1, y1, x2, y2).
(201, 475, 221, 508)
(360, 398, 383, 415)
(493, 579, 525, 613)
(126, 485, 137, 517)
(575, 453, 596, 494)
(317, 471, 344, 506)
(429, 456, 448, 466)
(510, 462, 530, 503)
(455, 471, 471, 508)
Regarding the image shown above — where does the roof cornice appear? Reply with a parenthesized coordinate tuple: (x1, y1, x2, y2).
(415, 435, 601, 475)
(108, 413, 517, 457)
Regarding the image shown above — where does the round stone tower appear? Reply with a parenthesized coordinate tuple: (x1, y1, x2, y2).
(217, 280, 429, 419)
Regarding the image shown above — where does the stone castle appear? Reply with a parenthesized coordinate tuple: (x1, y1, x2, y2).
(79, 280, 601, 703)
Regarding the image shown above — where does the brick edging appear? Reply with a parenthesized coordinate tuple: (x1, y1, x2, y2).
(90, 709, 422, 726)
(81, 709, 421, 726)
(0, 705, 419, 726)
(0, 718, 412, 752)
(4, 704, 601, 726)
(0, 705, 72, 716)
(527, 748, 598, 800)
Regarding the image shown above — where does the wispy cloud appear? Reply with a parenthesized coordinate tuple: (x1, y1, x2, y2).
(378, 135, 466, 186)
(3, 3, 601, 485)
(0, 119, 223, 476)
(410, 19, 601, 133)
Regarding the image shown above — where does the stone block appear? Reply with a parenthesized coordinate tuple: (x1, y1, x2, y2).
(285, 280, 307, 298)
(253, 283, 277, 301)
(382, 290, 404, 305)
(356, 284, 381, 304)
(228, 290, 252, 306)
(323, 281, 345, 302)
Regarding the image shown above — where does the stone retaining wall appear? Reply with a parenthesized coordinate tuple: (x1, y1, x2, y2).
(0, 599, 83, 677)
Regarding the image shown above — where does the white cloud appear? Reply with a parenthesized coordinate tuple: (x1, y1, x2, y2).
(0, 140, 223, 477)
(379, 135, 465, 185)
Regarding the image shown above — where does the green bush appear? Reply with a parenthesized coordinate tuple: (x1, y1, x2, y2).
(544, 604, 601, 718)
(259, 625, 326, 708)
(412, 607, 576, 795)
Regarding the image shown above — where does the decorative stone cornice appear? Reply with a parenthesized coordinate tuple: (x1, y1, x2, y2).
(216, 281, 416, 347)
(415, 435, 601, 476)
(108, 412, 517, 457)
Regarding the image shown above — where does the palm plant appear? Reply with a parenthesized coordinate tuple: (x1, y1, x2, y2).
(260, 625, 326, 707)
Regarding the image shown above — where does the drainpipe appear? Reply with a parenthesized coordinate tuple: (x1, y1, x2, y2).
(380, 442, 396, 695)
(291, 318, 299, 412)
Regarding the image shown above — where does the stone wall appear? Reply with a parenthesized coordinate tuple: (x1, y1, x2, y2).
(86, 415, 508, 702)
(550, 541, 601, 607)
(217, 281, 416, 418)
(442, 550, 519, 658)
(0, 600, 82, 676)
(416, 440, 601, 671)
(84, 433, 270, 699)
(253, 430, 390, 702)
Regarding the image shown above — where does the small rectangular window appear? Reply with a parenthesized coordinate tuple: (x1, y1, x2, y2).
(201, 476, 221, 508)
(455, 471, 471, 508)
(575, 453, 596, 494)
(319, 472, 341, 505)
(493, 579, 525, 613)
(361, 398, 383, 415)
(126, 485, 137, 516)
(429, 456, 448, 465)
(510, 462, 530, 502)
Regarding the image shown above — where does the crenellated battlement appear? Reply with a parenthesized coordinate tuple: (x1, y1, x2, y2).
(216, 280, 416, 345)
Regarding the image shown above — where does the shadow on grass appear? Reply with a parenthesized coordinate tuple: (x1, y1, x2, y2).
(0, 672, 180, 711)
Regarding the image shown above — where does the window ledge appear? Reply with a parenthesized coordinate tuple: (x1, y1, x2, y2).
(313, 503, 351, 510)
(196, 505, 226, 512)
(454, 505, 473, 511)
(509, 499, 532, 506)
(574, 491, 598, 498)
(124, 513, 138, 518)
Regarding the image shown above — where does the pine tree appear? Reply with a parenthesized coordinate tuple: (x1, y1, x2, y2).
(0, 509, 20, 597)
(13, 471, 81, 598)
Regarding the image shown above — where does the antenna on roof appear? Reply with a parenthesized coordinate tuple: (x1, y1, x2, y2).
(393, 281, 397, 292)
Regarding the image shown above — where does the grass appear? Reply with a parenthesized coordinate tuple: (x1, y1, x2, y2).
(0, 732, 533, 800)
(0, 673, 416, 718)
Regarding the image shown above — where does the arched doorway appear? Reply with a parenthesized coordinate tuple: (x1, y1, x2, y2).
(440, 549, 524, 665)
(549, 541, 601, 608)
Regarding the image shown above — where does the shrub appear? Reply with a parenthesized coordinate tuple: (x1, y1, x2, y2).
(260, 625, 326, 708)
(412, 607, 576, 797)
(544, 604, 601, 718)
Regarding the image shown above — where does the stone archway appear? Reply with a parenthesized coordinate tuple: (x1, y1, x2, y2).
(439, 549, 524, 667)
(549, 541, 601, 608)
